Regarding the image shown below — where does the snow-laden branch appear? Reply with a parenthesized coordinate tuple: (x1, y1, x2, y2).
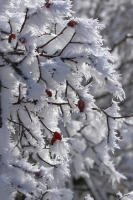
(0, 0, 132, 200)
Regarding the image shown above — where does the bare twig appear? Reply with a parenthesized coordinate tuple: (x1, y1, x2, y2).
(110, 34, 133, 52)
(37, 27, 67, 49)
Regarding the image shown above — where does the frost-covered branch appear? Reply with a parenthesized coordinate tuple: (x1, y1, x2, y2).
(0, 0, 132, 200)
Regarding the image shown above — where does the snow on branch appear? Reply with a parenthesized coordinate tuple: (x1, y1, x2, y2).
(0, 0, 132, 200)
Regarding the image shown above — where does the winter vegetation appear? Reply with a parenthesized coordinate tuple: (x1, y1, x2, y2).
(72, 0, 133, 114)
(0, 0, 133, 200)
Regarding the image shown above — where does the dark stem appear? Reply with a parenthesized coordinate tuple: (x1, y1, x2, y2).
(8, 20, 12, 34)
(15, 8, 29, 50)
(37, 27, 67, 49)
(37, 153, 56, 167)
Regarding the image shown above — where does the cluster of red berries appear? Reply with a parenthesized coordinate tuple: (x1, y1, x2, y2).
(67, 20, 77, 27)
(8, 34, 26, 44)
(78, 99, 85, 112)
(51, 131, 62, 145)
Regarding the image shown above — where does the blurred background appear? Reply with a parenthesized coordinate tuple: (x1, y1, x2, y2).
(70, 0, 133, 199)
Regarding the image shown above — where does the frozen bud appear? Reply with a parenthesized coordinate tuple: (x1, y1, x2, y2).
(67, 20, 77, 27)
(78, 99, 85, 112)
(45, 89, 52, 97)
(53, 131, 62, 140)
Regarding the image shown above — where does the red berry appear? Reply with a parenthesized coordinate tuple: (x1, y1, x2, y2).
(45, 2, 51, 8)
(67, 20, 77, 27)
(51, 137, 57, 145)
(78, 99, 85, 112)
(8, 34, 16, 43)
(51, 132, 62, 145)
(45, 89, 52, 97)
(35, 171, 41, 177)
(53, 131, 62, 140)
(9, 34, 16, 39)
(20, 38, 26, 43)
